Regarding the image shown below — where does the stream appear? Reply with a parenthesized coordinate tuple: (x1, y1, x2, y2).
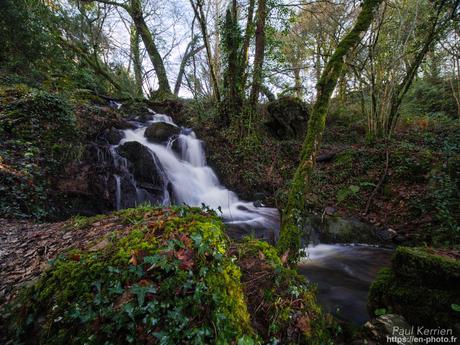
(299, 244, 392, 324)
(110, 111, 392, 325)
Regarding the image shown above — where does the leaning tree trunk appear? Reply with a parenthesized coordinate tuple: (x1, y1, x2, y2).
(249, 0, 267, 110)
(277, 0, 384, 264)
(130, 0, 171, 96)
(130, 24, 143, 97)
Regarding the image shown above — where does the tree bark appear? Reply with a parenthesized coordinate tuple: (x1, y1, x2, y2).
(190, 0, 221, 102)
(130, 0, 171, 96)
(82, 0, 171, 96)
(249, 0, 267, 110)
(277, 0, 384, 264)
(240, 0, 256, 90)
(130, 24, 143, 97)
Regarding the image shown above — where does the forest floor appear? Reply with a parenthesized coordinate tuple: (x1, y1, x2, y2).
(0, 216, 127, 307)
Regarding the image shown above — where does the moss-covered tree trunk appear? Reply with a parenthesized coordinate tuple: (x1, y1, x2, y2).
(130, 24, 143, 97)
(277, 0, 384, 264)
(249, 0, 267, 110)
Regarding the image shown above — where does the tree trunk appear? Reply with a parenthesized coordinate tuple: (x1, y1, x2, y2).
(277, 0, 383, 264)
(130, 0, 171, 96)
(130, 24, 143, 97)
(240, 0, 256, 90)
(249, 0, 267, 110)
(190, 0, 221, 102)
(174, 38, 204, 96)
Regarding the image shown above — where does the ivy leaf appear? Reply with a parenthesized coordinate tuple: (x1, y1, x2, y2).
(191, 233, 202, 247)
(375, 308, 387, 316)
(451, 304, 460, 312)
(237, 335, 255, 345)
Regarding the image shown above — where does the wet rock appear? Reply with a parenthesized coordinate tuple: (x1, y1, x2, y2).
(364, 314, 413, 344)
(117, 142, 165, 192)
(264, 96, 308, 139)
(225, 223, 278, 245)
(103, 127, 124, 145)
(253, 200, 264, 207)
(303, 215, 382, 245)
(144, 122, 180, 143)
(375, 227, 398, 241)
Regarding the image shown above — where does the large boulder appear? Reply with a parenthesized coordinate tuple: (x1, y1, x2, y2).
(368, 247, 460, 330)
(302, 214, 383, 245)
(264, 96, 308, 139)
(144, 122, 180, 143)
(117, 141, 166, 192)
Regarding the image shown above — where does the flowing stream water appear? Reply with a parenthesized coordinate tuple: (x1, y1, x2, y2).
(109, 110, 392, 325)
(299, 244, 392, 324)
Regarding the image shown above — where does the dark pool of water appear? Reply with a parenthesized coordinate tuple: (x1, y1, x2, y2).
(298, 244, 393, 325)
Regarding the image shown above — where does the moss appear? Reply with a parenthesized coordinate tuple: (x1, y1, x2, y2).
(234, 238, 335, 344)
(368, 248, 460, 327)
(391, 247, 460, 289)
(4, 206, 256, 345)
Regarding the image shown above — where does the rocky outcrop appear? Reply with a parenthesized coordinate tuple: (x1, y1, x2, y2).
(368, 247, 460, 330)
(117, 141, 166, 192)
(302, 214, 398, 246)
(264, 96, 308, 139)
(144, 122, 180, 143)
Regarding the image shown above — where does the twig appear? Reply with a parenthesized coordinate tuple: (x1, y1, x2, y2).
(364, 143, 390, 215)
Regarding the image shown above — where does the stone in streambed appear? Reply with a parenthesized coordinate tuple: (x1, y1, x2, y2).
(144, 122, 180, 143)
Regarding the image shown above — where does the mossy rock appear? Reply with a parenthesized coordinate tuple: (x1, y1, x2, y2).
(303, 215, 380, 245)
(3, 206, 333, 345)
(368, 247, 460, 329)
(391, 247, 460, 289)
(3, 206, 254, 344)
(264, 96, 309, 139)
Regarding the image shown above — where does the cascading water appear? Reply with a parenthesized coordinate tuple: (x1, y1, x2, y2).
(110, 111, 280, 238)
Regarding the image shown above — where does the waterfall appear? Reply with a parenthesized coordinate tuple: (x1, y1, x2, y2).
(114, 174, 121, 210)
(109, 112, 280, 237)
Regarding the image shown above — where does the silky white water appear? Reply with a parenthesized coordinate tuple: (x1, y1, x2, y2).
(118, 113, 279, 232)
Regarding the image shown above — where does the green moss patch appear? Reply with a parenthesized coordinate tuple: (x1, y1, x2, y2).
(368, 247, 460, 328)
